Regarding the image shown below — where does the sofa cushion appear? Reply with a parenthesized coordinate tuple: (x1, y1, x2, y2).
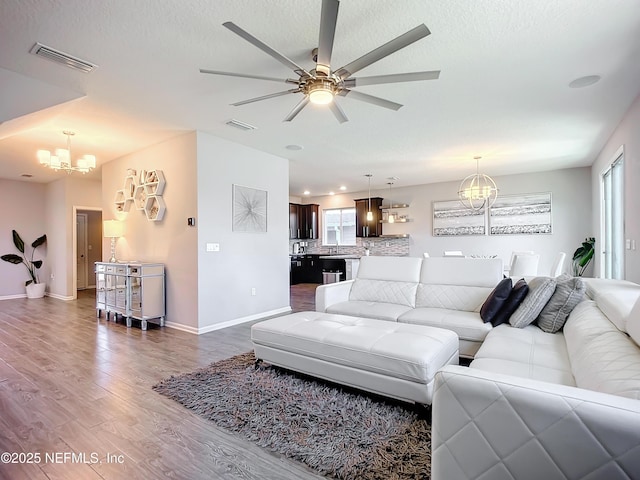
(509, 276, 557, 328)
(491, 278, 529, 327)
(420, 257, 503, 287)
(326, 300, 412, 322)
(471, 324, 575, 385)
(356, 255, 423, 282)
(398, 308, 492, 343)
(627, 297, 640, 347)
(415, 284, 493, 311)
(480, 278, 512, 323)
(592, 284, 640, 332)
(564, 300, 640, 399)
(349, 279, 418, 307)
(537, 274, 585, 333)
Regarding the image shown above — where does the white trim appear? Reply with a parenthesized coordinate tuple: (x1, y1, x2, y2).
(46, 292, 75, 301)
(0, 294, 27, 300)
(165, 306, 293, 335)
(72, 205, 102, 300)
(599, 145, 625, 279)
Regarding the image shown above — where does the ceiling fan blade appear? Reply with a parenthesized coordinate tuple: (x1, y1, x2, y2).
(316, 0, 340, 76)
(329, 101, 349, 123)
(200, 69, 297, 84)
(340, 89, 403, 111)
(231, 89, 299, 106)
(343, 70, 440, 87)
(335, 24, 430, 80)
(284, 97, 310, 122)
(223, 22, 311, 77)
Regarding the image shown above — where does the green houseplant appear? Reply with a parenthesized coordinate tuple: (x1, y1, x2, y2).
(572, 237, 595, 276)
(2, 230, 47, 296)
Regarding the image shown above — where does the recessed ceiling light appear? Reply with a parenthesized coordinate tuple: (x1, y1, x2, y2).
(286, 144, 304, 151)
(339, 186, 346, 191)
(568, 75, 601, 88)
(303, 190, 310, 195)
(329, 191, 335, 195)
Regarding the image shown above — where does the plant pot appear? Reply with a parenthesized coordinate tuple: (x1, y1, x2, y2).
(25, 283, 46, 299)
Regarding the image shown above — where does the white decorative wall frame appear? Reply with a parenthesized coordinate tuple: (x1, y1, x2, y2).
(432, 200, 486, 236)
(489, 192, 552, 235)
(233, 184, 267, 233)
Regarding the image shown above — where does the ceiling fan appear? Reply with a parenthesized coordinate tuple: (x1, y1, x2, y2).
(200, 0, 440, 123)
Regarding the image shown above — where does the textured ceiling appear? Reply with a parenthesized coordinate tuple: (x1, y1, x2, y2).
(1, 0, 639, 196)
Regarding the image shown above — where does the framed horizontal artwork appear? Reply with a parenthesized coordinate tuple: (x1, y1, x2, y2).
(489, 192, 552, 235)
(232, 184, 267, 233)
(432, 200, 486, 236)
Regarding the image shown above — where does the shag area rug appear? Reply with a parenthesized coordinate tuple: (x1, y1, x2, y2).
(153, 352, 431, 480)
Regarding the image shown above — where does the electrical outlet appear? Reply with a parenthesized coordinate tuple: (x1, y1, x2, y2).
(251, 287, 256, 296)
(50, 273, 54, 279)
(206, 243, 220, 252)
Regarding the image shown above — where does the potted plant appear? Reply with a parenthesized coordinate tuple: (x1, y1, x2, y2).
(572, 237, 595, 276)
(1, 230, 47, 298)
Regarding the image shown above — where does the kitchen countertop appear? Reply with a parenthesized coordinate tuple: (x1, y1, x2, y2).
(318, 254, 361, 260)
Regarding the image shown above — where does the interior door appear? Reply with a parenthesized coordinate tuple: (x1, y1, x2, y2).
(77, 213, 88, 290)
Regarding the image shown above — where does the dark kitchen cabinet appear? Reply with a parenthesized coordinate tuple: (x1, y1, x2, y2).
(289, 203, 319, 239)
(355, 197, 383, 237)
(290, 254, 323, 284)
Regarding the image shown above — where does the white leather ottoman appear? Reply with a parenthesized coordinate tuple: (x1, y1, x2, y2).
(251, 311, 459, 405)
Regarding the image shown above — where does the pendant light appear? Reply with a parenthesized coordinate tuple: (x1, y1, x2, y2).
(458, 156, 498, 211)
(37, 131, 96, 174)
(365, 174, 373, 221)
(387, 181, 395, 223)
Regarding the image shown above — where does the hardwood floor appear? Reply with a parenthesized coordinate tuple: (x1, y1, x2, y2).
(0, 286, 323, 479)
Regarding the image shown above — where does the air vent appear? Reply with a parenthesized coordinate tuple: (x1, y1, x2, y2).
(225, 119, 257, 131)
(29, 42, 97, 73)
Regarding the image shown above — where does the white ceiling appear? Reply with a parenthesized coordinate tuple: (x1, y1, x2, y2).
(1, 0, 639, 196)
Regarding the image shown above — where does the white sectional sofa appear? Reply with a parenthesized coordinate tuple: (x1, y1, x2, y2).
(432, 279, 640, 480)
(316, 255, 504, 357)
(317, 256, 640, 478)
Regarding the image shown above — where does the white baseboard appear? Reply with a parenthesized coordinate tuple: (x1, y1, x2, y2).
(46, 293, 75, 301)
(164, 306, 293, 335)
(0, 294, 26, 300)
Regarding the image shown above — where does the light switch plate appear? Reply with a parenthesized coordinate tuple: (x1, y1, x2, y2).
(206, 243, 220, 252)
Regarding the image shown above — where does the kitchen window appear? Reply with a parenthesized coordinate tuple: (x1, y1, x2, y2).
(323, 208, 356, 245)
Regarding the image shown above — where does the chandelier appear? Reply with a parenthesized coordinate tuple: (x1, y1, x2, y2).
(458, 156, 498, 211)
(37, 131, 96, 174)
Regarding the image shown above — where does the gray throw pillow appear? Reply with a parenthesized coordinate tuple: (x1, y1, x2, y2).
(509, 276, 557, 328)
(537, 274, 586, 333)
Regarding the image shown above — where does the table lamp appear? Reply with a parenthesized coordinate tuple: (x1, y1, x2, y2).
(103, 220, 124, 262)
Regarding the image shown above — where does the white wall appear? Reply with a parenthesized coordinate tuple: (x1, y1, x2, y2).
(196, 132, 290, 333)
(101, 132, 199, 331)
(591, 93, 640, 282)
(0, 179, 47, 297)
(37, 177, 103, 299)
(310, 167, 592, 276)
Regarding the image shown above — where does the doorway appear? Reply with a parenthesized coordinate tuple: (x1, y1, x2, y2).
(74, 208, 103, 295)
(77, 213, 88, 289)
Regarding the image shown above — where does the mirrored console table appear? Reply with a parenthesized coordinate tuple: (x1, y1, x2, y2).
(95, 262, 165, 330)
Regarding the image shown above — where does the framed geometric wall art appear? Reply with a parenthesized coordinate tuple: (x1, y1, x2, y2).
(432, 199, 487, 236)
(232, 184, 267, 233)
(488, 192, 552, 235)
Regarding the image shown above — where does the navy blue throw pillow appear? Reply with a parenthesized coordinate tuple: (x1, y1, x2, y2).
(492, 279, 530, 327)
(480, 278, 513, 323)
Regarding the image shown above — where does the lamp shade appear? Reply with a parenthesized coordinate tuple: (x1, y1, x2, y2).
(103, 220, 124, 238)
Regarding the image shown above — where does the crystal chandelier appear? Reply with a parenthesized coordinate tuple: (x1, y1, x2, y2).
(37, 131, 96, 174)
(458, 156, 498, 211)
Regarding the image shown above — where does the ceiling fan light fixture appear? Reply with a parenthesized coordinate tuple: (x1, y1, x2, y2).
(308, 80, 335, 105)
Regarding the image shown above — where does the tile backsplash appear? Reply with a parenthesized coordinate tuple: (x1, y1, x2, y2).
(289, 237, 410, 256)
